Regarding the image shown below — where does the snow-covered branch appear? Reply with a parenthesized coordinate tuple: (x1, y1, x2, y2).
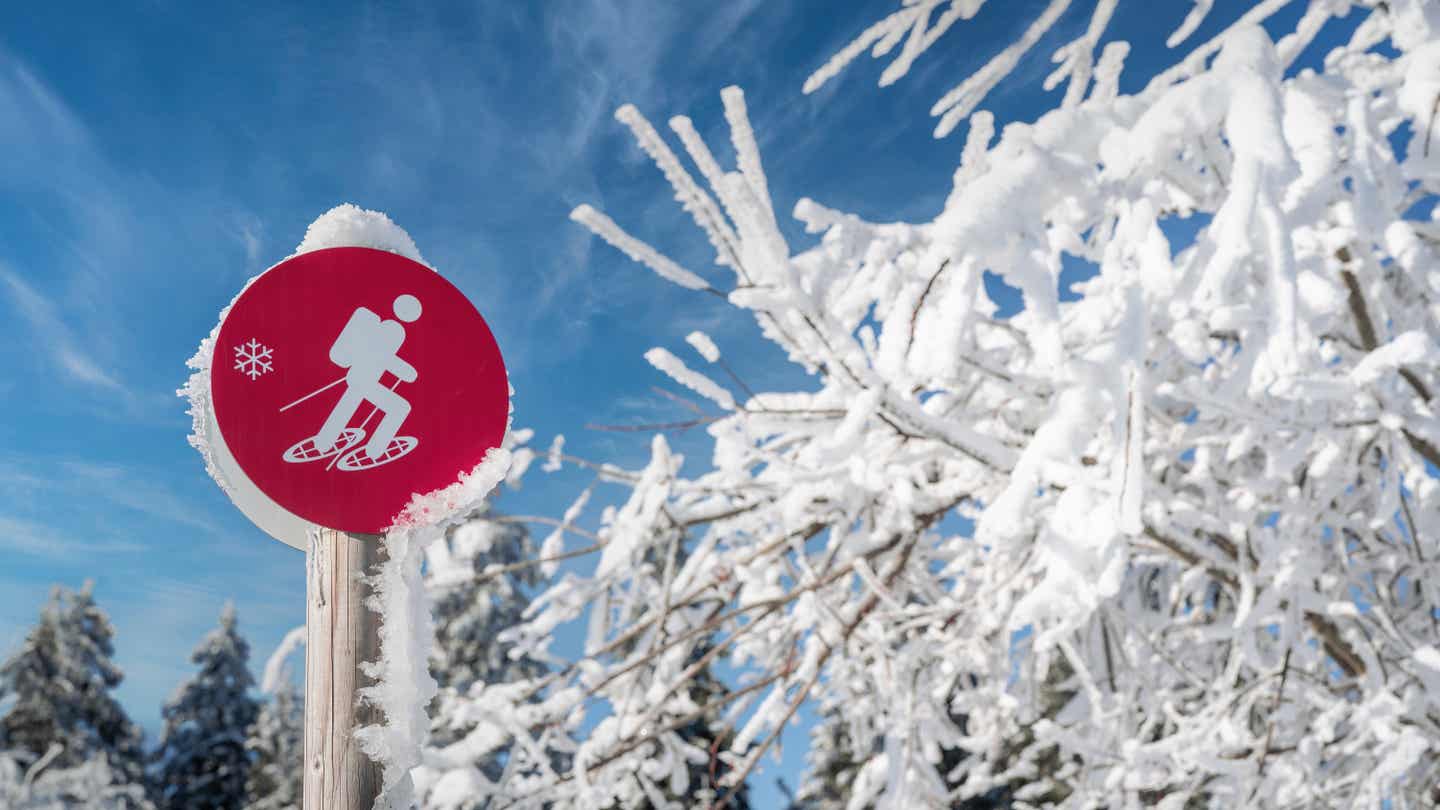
(426, 2, 1440, 807)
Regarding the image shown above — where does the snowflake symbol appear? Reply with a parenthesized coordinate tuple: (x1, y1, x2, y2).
(234, 339, 274, 380)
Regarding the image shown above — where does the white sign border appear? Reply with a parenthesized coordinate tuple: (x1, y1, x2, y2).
(206, 393, 313, 550)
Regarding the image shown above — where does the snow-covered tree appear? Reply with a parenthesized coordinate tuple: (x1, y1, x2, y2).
(0, 593, 68, 765)
(152, 604, 259, 810)
(243, 677, 301, 810)
(0, 583, 145, 790)
(589, 513, 754, 810)
(435, 1, 1440, 807)
(60, 583, 148, 785)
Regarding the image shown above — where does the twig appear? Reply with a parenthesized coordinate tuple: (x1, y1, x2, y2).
(1426, 93, 1440, 158)
(717, 357, 761, 406)
(1339, 266, 1378, 351)
(651, 384, 707, 416)
(1257, 648, 1293, 778)
(585, 415, 723, 433)
(906, 259, 951, 356)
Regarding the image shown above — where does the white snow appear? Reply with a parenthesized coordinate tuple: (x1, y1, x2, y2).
(1350, 331, 1431, 386)
(569, 205, 711, 291)
(684, 330, 721, 363)
(643, 347, 735, 410)
(512, 5, 1440, 805)
(260, 625, 306, 695)
(353, 413, 514, 810)
(294, 203, 427, 266)
(352, 375, 519, 809)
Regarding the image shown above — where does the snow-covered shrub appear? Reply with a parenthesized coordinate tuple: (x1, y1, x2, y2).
(428, 2, 1440, 807)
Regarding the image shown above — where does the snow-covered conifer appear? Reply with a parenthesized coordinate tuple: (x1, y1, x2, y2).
(650, 647, 752, 810)
(428, 512, 547, 702)
(60, 583, 147, 784)
(795, 699, 1018, 809)
(0, 592, 68, 766)
(242, 675, 301, 810)
(152, 604, 259, 810)
(0, 583, 145, 789)
(414, 509, 567, 807)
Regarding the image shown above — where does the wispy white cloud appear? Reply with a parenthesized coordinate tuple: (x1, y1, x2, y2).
(0, 54, 90, 169)
(0, 48, 262, 420)
(0, 55, 141, 408)
(0, 265, 124, 392)
(229, 211, 266, 272)
(0, 456, 221, 536)
(58, 461, 222, 534)
(0, 515, 147, 559)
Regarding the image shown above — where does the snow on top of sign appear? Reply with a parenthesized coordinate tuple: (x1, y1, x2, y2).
(294, 203, 429, 266)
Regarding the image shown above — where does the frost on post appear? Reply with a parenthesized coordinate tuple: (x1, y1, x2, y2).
(353, 419, 518, 810)
(431, 4, 1440, 809)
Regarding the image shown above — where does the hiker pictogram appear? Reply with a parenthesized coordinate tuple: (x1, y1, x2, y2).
(280, 295, 423, 472)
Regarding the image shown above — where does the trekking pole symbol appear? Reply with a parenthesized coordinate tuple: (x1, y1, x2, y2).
(280, 294, 423, 472)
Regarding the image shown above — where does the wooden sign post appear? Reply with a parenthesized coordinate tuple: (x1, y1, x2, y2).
(194, 233, 510, 810)
(304, 529, 384, 808)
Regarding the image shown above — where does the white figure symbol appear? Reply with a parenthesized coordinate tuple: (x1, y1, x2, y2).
(280, 294, 423, 472)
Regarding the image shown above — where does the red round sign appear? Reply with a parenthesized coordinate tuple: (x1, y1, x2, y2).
(211, 247, 507, 534)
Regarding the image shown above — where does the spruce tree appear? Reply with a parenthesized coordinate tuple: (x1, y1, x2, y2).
(658, 644, 751, 810)
(243, 676, 302, 810)
(62, 582, 147, 784)
(0, 583, 145, 789)
(151, 604, 259, 810)
(429, 514, 545, 694)
(426, 512, 547, 756)
(0, 592, 66, 766)
(609, 524, 751, 810)
(791, 708, 865, 810)
(794, 693, 1015, 809)
(420, 507, 570, 795)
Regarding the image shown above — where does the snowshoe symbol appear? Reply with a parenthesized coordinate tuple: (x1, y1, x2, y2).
(282, 429, 418, 472)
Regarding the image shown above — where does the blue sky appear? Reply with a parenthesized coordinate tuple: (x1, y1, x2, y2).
(0, 0, 1353, 804)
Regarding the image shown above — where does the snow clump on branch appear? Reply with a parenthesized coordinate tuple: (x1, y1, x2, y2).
(425, 2, 1440, 808)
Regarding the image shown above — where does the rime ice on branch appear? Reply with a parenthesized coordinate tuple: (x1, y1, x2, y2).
(422, 2, 1440, 808)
